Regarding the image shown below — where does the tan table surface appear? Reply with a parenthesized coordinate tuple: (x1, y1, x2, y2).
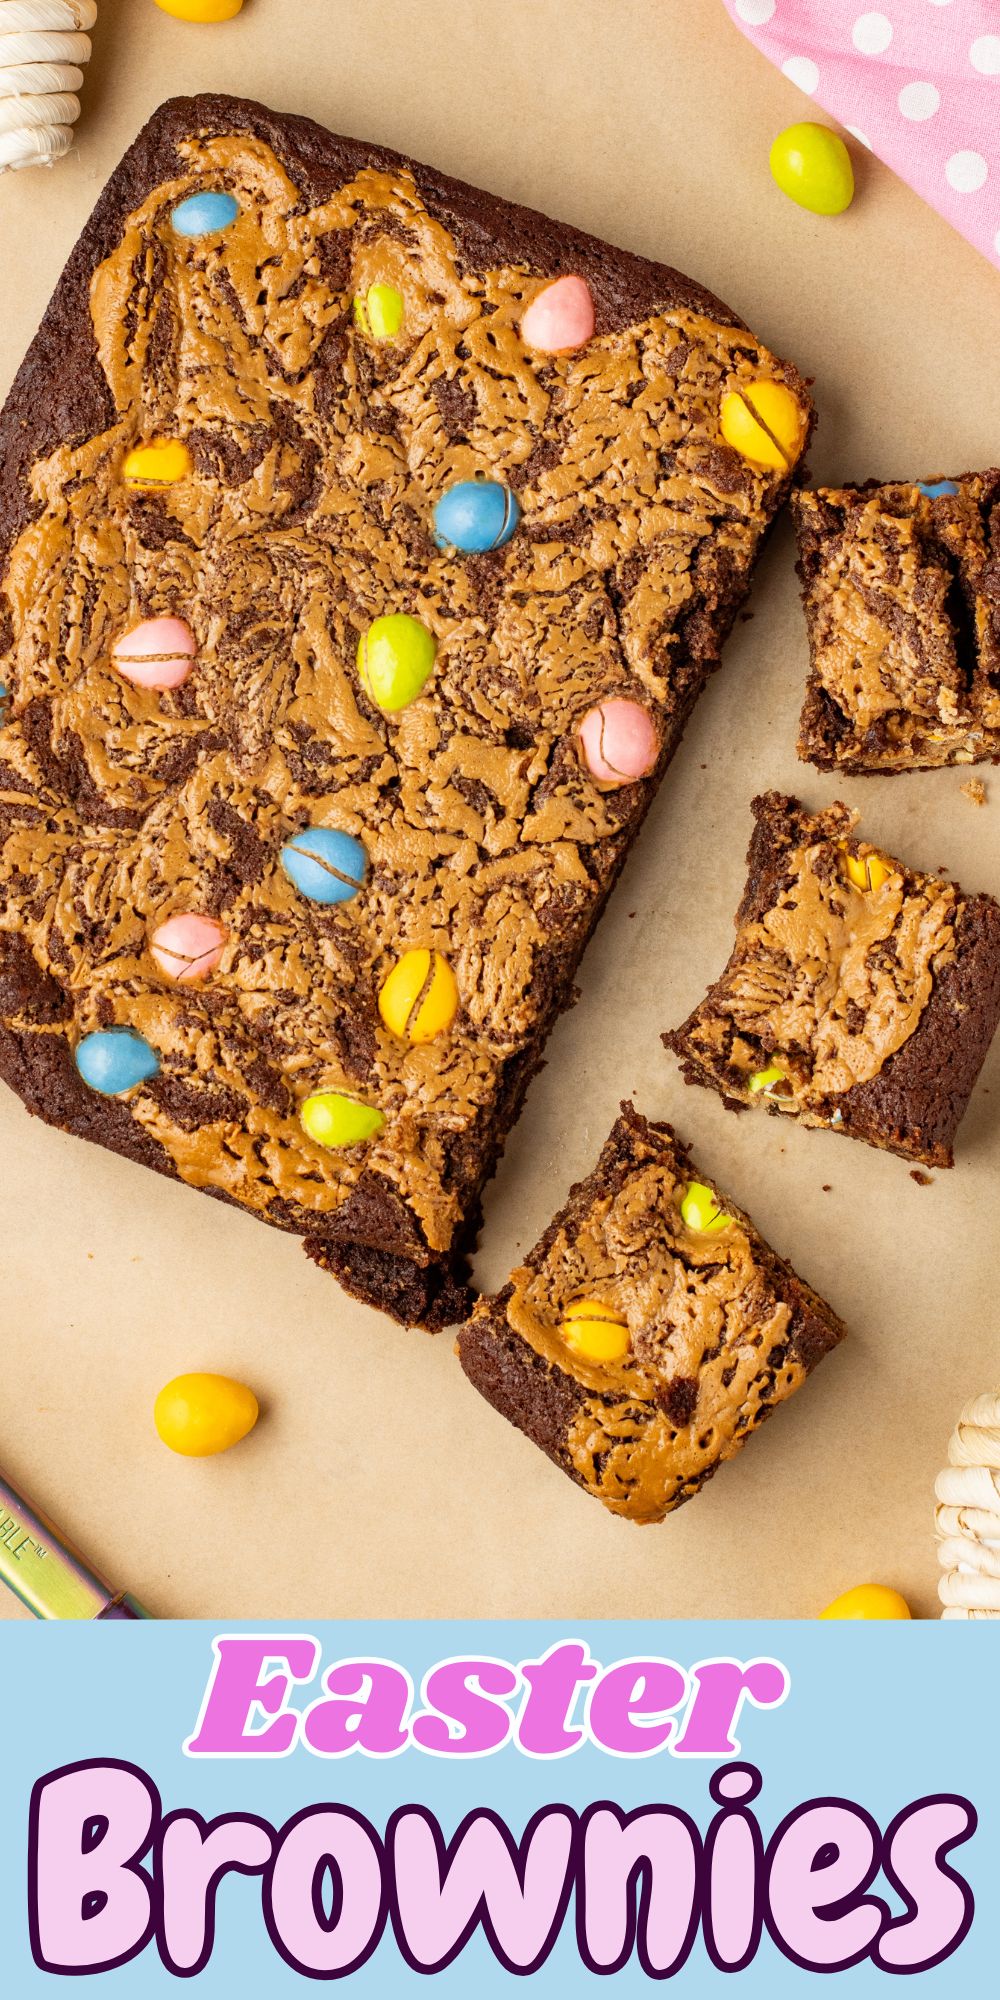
(2, 0, 998, 1623)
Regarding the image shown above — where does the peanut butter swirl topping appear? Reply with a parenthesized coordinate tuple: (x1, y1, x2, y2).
(480, 1110, 833, 1523)
(0, 128, 806, 1260)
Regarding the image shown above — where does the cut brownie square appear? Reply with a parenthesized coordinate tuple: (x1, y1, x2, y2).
(457, 1101, 844, 1523)
(665, 791, 1000, 1168)
(793, 474, 1000, 772)
(0, 93, 813, 1327)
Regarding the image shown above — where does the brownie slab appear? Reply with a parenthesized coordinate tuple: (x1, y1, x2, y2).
(665, 792, 1000, 1168)
(794, 475, 1000, 772)
(0, 93, 813, 1328)
(457, 1102, 844, 1523)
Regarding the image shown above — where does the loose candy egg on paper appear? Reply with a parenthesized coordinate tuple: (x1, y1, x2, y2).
(720, 380, 805, 472)
(577, 698, 659, 786)
(300, 1091, 386, 1149)
(433, 478, 520, 553)
(520, 275, 595, 353)
(561, 1298, 630, 1364)
(112, 616, 197, 691)
(75, 1028, 160, 1096)
(155, 0, 244, 17)
(150, 913, 226, 982)
(378, 950, 458, 1044)
(154, 1373, 259, 1458)
(123, 439, 192, 487)
(281, 827, 368, 905)
(357, 614, 437, 712)
(820, 1585, 912, 1621)
(769, 123, 855, 215)
(170, 190, 240, 237)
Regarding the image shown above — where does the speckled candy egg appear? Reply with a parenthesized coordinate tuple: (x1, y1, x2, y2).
(577, 698, 659, 786)
(75, 1028, 160, 1096)
(433, 479, 520, 553)
(150, 914, 227, 982)
(112, 617, 197, 691)
(170, 190, 240, 238)
(280, 827, 368, 905)
(519, 274, 595, 354)
(357, 614, 437, 712)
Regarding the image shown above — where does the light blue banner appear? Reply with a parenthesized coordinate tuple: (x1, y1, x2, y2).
(0, 1620, 995, 1990)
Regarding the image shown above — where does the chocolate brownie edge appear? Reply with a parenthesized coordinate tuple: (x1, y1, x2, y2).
(0, 97, 810, 1326)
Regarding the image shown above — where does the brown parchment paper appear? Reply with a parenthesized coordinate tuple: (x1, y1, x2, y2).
(1, 0, 999, 1623)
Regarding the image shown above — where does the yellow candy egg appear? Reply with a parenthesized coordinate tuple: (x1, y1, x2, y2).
(748, 1064, 787, 1095)
(841, 845, 895, 892)
(769, 122, 855, 216)
(154, 0, 244, 18)
(123, 439, 192, 487)
(680, 1181, 730, 1233)
(720, 380, 805, 472)
(378, 949, 458, 1044)
(561, 1298, 630, 1364)
(353, 283, 405, 341)
(154, 1373, 259, 1458)
(820, 1584, 912, 1621)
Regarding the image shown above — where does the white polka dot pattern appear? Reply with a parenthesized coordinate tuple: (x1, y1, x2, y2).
(782, 54, 820, 94)
(898, 82, 940, 121)
(852, 13, 893, 56)
(723, 0, 1000, 270)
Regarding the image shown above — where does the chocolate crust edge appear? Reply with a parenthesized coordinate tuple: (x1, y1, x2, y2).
(663, 792, 1000, 1168)
(0, 98, 808, 1328)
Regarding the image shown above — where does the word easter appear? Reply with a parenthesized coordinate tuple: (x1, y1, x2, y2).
(183, 1638, 790, 1760)
(28, 1759, 975, 1978)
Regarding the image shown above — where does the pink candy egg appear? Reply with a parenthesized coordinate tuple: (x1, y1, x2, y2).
(151, 913, 226, 983)
(519, 274, 595, 354)
(112, 616, 197, 690)
(578, 699, 659, 786)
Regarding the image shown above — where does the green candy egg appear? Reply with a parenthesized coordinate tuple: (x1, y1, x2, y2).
(357, 614, 437, 713)
(769, 123, 855, 216)
(301, 1091, 385, 1149)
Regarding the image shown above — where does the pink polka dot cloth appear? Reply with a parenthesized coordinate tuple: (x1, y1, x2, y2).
(724, 0, 1000, 270)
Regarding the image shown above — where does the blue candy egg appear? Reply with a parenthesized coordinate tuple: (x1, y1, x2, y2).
(433, 478, 520, 554)
(281, 827, 369, 906)
(170, 191, 240, 239)
(75, 1029, 160, 1097)
(917, 480, 959, 499)
(0, 682, 8, 724)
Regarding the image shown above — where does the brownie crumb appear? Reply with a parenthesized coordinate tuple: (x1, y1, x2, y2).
(961, 778, 987, 806)
(910, 1169, 932, 1186)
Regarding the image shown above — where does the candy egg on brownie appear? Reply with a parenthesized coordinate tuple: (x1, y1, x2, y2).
(123, 439, 192, 487)
(75, 1028, 159, 1096)
(720, 380, 805, 471)
(379, 949, 458, 1044)
(300, 1092, 386, 1148)
(170, 190, 240, 237)
(353, 282, 404, 341)
(112, 616, 197, 690)
(280, 827, 368, 905)
(150, 913, 226, 982)
(560, 1298, 630, 1363)
(520, 274, 595, 353)
(434, 478, 520, 553)
(357, 614, 437, 712)
(577, 698, 659, 786)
